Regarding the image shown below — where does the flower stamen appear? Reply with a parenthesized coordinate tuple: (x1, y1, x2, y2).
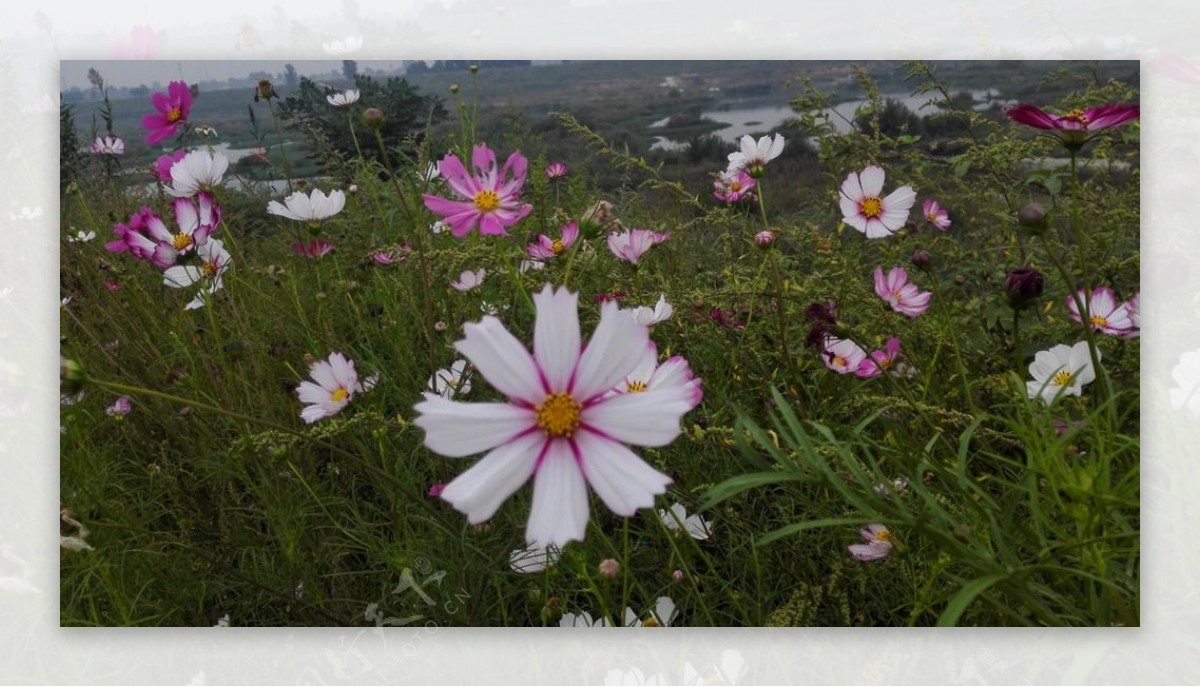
(172, 233, 194, 251)
(1052, 370, 1072, 387)
(626, 380, 647, 393)
(331, 388, 349, 403)
(860, 196, 882, 218)
(474, 190, 501, 212)
(166, 106, 183, 124)
(536, 392, 581, 438)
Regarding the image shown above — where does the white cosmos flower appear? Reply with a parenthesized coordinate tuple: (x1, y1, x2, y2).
(623, 596, 677, 627)
(427, 359, 472, 398)
(67, 230, 95, 243)
(162, 238, 232, 310)
(615, 341, 703, 408)
(559, 610, 613, 628)
(326, 90, 360, 108)
(414, 285, 696, 547)
(1026, 341, 1098, 404)
(839, 166, 916, 239)
(296, 352, 365, 424)
(726, 133, 784, 175)
(267, 189, 346, 222)
(658, 502, 711, 540)
(509, 543, 561, 573)
(452, 268, 486, 291)
(632, 294, 673, 327)
(166, 149, 230, 198)
(90, 135, 125, 155)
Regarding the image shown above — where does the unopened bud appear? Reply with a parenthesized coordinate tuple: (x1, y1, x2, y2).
(468, 64, 479, 74)
(954, 274, 966, 286)
(60, 357, 87, 394)
(1003, 266, 1045, 310)
(256, 78, 277, 100)
(448, 83, 460, 94)
(362, 107, 385, 129)
(598, 558, 620, 579)
(348, 184, 359, 194)
(1018, 203, 1048, 233)
(910, 250, 932, 269)
(754, 230, 776, 248)
(671, 569, 684, 582)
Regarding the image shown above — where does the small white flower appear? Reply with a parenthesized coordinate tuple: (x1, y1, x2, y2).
(431, 221, 447, 234)
(658, 502, 711, 540)
(166, 149, 230, 198)
(558, 610, 613, 628)
(213, 614, 230, 627)
(67, 230, 96, 243)
(519, 259, 545, 273)
(632, 294, 673, 327)
(427, 360, 471, 398)
(60, 536, 93, 552)
(163, 239, 232, 310)
(1026, 341, 1098, 404)
(326, 90, 360, 108)
(267, 189, 346, 222)
(451, 268, 486, 292)
(90, 135, 125, 155)
(623, 596, 677, 627)
(726, 133, 784, 175)
(421, 162, 441, 181)
(509, 543, 561, 573)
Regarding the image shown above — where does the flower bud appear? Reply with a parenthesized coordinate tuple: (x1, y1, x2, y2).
(598, 558, 620, 579)
(754, 230, 776, 248)
(1018, 203, 1048, 233)
(448, 83, 460, 94)
(256, 78, 277, 101)
(671, 569, 684, 582)
(60, 357, 87, 395)
(1003, 266, 1045, 310)
(468, 64, 479, 74)
(348, 184, 359, 194)
(362, 107, 385, 129)
(954, 274, 966, 286)
(910, 250, 932, 269)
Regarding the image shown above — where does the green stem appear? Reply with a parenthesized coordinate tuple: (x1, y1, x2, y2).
(266, 100, 295, 194)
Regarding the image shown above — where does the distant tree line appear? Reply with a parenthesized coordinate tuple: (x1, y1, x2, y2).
(404, 60, 533, 74)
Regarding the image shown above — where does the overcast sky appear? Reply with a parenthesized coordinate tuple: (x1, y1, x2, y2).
(59, 60, 416, 90)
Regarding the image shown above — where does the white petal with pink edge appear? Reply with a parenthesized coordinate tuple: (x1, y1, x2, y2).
(572, 302, 649, 401)
(412, 394, 537, 457)
(581, 389, 691, 447)
(440, 431, 544, 523)
(455, 316, 546, 404)
(574, 430, 671, 516)
(533, 285, 581, 390)
(525, 440, 590, 547)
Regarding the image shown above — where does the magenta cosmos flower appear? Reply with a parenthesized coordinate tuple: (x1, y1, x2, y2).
(856, 337, 903, 378)
(153, 149, 188, 183)
(922, 198, 951, 230)
(545, 161, 569, 179)
(712, 168, 757, 204)
(141, 81, 194, 145)
(1005, 102, 1139, 149)
(527, 221, 580, 259)
(292, 240, 335, 259)
(422, 144, 533, 238)
(1066, 286, 1134, 336)
(106, 193, 221, 268)
(413, 285, 696, 547)
(296, 352, 365, 424)
(873, 266, 931, 317)
(839, 166, 916, 239)
(848, 524, 893, 562)
(607, 229, 668, 265)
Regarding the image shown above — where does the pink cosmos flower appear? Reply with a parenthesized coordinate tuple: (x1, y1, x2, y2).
(922, 198, 951, 230)
(822, 336, 867, 374)
(848, 524, 893, 562)
(422, 144, 533, 238)
(90, 136, 125, 155)
(141, 81, 194, 146)
(613, 341, 703, 409)
(545, 161, 569, 179)
(856, 337, 903, 378)
(370, 244, 411, 266)
(607, 229, 667, 265)
(1005, 103, 1140, 148)
(428, 483, 446, 498)
(873, 266, 932, 317)
(839, 166, 916, 239)
(1121, 292, 1140, 339)
(106, 395, 132, 418)
(526, 221, 580, 260)
(413, 285, 695, 547)
(107, 193, 221, 268)
(292, 240, 335, 259)
(452, 269, 486, 292)
(1066, 287, 1134, 336)
(712, 168, 757, 204)
(153, 149, 188, 183)
(296, 352, 364, 424)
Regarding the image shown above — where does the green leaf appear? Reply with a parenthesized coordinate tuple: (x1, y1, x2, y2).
(937, 573, 1008, 626)
(701, 471, 806, 509)
(757, 518, 876, 547)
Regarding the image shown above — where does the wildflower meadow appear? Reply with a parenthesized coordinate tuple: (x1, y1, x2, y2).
(59, 60, 1140, 627)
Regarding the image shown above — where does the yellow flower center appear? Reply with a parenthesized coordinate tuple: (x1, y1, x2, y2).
(927, 211, 938, 221)
(1090, 315, 1108, 328)
(473, 190, 501, 212)
(1063, 108, 1088, 123)
(1052, 370, 1072, 387)
(166, 106, 183, 124)
(833, 356, 847, 368)
(879, 356, 893, 369)
(729, 181, 742, 192)
(200, 261, 218, 278)
(172, 233, 194, 251)
(551, 239, 565, 255)
(626, 380, 647, 393)
(643, 617, 661, 628)
(873, 529, 892, 543)
(331, 387, 349, 403)
(860, 196, 882, 218)
(536, 392, 581, 438)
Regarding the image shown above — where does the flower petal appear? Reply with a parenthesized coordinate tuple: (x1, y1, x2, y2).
(574, 429, 671, 516)
(455, 316, 546, 405)
(533, 285, 581, 391)
(413, 393, 537, 457)
(440, 431, 544, 523)
(525, 439, 589, 547)
(859, 165, 885, 197)
(581, 388, 692, 447)
(572, 301, 649, 402)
